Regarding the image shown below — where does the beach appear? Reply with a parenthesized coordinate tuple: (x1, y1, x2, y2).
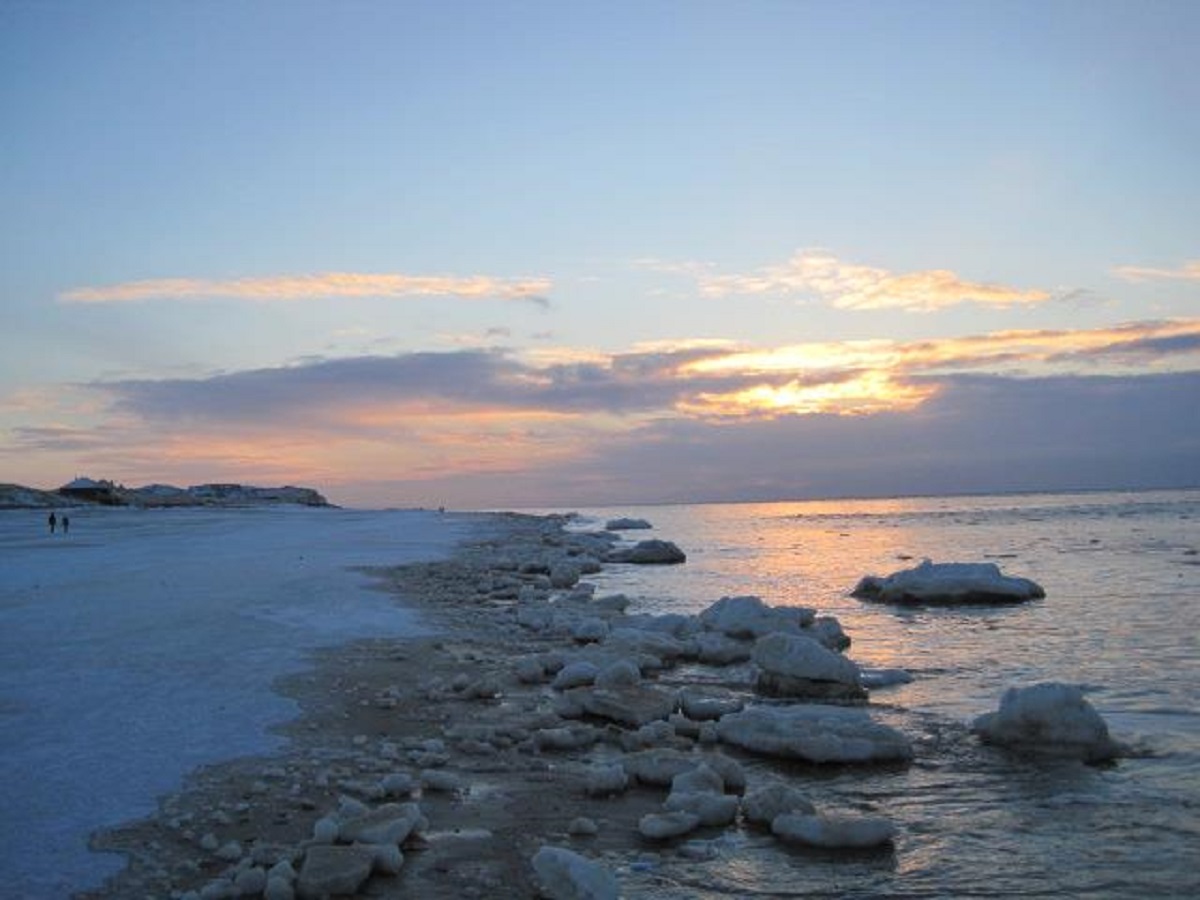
(75, 514, 665, 898)
(4, 492, 1197, 899)
(0, 506, 477, 898)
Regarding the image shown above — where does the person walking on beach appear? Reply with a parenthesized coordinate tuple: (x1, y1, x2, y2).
(48, 511, 57, 534)
(62, 515, 70, 534)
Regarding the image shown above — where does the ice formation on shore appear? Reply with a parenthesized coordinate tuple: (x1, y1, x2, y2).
(752, 631, 866, 701)
(531, 846, 618, 900)
(604, 517, 653, 531)
(716, 705, 914, 764)
(18, 501, 1165, 898)
(772, 812, 896, 849)
(852, 559, 1045, 605)
(972, 682, 1122, 762)
(604, 538, 687, 564)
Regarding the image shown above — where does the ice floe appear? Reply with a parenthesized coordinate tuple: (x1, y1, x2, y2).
(772, 812, 896, 849)
(853, 559, 1045, 605)
(604, 517, 653, 531)
(972, 682, 1121, 762)
(752, 631, 866, 701)
(716, 705, 913, 764)
(532, 846, 618, 900)
(605, 539, 687, 564)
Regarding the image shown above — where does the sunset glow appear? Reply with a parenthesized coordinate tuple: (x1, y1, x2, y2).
(1, 2, 1196, 506)
(679, 372, 937, 418)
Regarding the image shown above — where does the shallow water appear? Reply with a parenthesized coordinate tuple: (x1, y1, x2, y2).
(562, 490, 1200, 898)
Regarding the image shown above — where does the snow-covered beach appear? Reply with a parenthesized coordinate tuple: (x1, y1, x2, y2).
(0, 505, 474, 899)
(1, 491, 1195, 899)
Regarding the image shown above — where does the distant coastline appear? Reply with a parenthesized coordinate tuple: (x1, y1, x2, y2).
(0, 478, 331, 510)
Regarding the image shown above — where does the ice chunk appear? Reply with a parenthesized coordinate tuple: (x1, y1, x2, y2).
(972, 682, 1121, 762)
(606, 539, 687, 564)
(716, 705, 912, 764)
(852, 560, 1044, 605)
(296, 845, 376, 899)
(638, 811, 701, 840)
(604, 517, 652, 530)
(699, 595, 815, 639)
(552, 660, 599, 690)
(860, 668, 914, 689)
(752, 632, 865, 701)
(740, 782, 815, 826)
(531, 846, 618, 900)
(772, 812, 896, 849)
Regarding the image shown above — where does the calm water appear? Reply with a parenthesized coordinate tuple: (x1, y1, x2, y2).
(559, 490, 1200, 898)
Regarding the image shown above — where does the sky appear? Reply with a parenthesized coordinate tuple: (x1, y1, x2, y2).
(2, 0, 1198, 508)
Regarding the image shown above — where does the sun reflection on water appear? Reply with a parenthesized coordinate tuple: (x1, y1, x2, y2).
(551, 490, 1200, 898)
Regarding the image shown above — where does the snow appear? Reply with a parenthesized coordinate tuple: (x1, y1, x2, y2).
(0, 505, 472, 900)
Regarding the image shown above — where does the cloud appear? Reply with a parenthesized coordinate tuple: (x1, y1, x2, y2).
(328, 371, 1200, 508)
(1113, 260, 1200, 282)
(59, 272, 553, 306)
(85, 318, 1200, 433)
(95, 345, 771, 427)
(12, 318, 1200, 504)
(682, 319, 1200, 382)
(4, 425, 112, 453)
(686, 249, 1052, 311)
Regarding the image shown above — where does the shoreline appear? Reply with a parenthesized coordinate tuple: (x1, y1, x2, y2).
(81, 512, 676, 899)
(67, 503, 1187, 899)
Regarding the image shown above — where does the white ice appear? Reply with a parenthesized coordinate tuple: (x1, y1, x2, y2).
(972, 681, 1121, 761)
(853, 559, 1044, 604)
(0, 505, 472, 900)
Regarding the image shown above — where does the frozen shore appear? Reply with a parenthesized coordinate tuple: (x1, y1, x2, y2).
(68, 512, 922, 900)
(11, 504, 1145, 899)
(0, 506, 475, 899)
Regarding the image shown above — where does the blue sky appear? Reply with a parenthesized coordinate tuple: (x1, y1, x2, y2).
(2, 1, 1197, 507)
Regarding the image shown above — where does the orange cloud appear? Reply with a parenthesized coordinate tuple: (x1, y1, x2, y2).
(685, 319, 1200, 380)
(679, 372, 937, 419)
(694, 249, 1051, 311)
(672, 318, 1200, 418)
(1112, 260, 1200, 282)
(892, 319, 1200, 372)
(59, 272, 553, 304)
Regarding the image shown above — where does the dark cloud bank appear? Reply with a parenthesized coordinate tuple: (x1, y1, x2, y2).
(345, 371, 1200, 508)
(93, 352, 1200, 507)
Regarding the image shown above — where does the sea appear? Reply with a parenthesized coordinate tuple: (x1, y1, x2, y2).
(555, 488, 1200, 898)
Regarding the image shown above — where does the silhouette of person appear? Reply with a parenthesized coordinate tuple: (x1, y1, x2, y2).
(62, 515, 70, 534)
(48, 512, 57, 534)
